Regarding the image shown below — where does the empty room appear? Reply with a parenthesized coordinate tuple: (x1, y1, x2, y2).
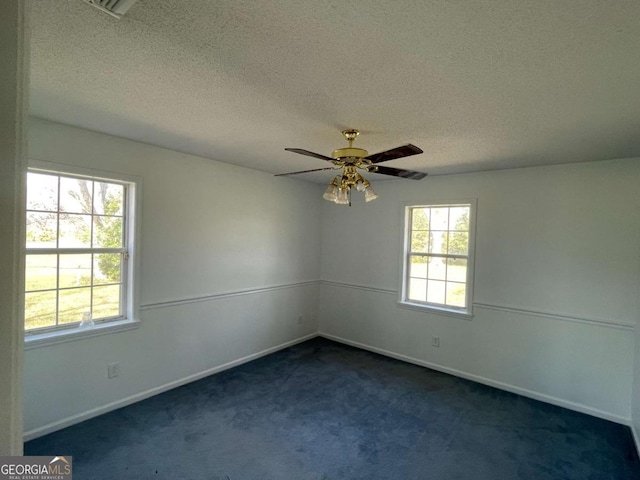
(2, 0, 640, 478)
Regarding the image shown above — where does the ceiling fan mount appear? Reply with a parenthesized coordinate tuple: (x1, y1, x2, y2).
(331, 129, 368, 161)
(276, 128, 427, 205)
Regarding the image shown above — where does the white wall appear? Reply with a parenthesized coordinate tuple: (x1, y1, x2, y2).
(319, 158, 640, 423)
(24, 118, 322, 438)
(0, 0, 27, 455)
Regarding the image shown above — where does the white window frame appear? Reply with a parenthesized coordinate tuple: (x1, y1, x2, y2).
(399, 200, 477, 319)
(25, 160, 141, 348)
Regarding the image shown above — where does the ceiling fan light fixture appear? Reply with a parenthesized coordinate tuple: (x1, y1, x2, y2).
(364, 183, 378, 202)
(323, 178, 339, 202)
(335, 187, 350, 205)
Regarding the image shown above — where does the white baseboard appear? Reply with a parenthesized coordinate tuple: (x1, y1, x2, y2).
(319, 332, 631, 426)
(24, 333, 318, 441)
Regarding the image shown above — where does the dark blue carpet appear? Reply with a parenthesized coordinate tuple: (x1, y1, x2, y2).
(25, 337, 640, 479)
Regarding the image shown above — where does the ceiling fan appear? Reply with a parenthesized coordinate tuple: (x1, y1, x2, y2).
(276, 129, 427, 205)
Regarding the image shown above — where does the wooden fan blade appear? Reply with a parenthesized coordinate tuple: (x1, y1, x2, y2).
(275, 167, 336, 177)
(368, 165, 427, 180)
(365, 144, 423, 164)
(285, 148, 335, 162)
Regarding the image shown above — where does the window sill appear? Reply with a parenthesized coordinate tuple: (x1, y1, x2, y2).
(25, 319, 140, 350)
(397, 301, 474, 320)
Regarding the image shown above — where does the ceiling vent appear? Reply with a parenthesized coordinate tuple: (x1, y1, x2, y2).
(81, 0, 139, 19)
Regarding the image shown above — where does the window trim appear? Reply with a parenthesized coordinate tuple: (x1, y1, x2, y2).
(25, 160, 142, 346)
(398, 199, 477, 319)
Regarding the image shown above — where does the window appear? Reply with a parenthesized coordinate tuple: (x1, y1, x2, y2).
(25, 168, 136, 336)
(401, 202, 475, 316)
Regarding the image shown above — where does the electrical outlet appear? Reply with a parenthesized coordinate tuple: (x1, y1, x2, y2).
(297, 316, 303, 325)
(432, 336, 440, 348)
(107, 362, 120, 379)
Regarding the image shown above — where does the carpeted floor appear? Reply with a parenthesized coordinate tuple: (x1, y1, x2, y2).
(25, 337, 640, 479)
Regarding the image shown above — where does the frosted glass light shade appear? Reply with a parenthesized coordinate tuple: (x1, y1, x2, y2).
(364, 185, 378, 202)
(323, 183, 338, 201)
(336, 187, 349, 205)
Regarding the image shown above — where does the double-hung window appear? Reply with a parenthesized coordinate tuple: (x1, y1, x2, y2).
(401, 202, 476, 316)
(25, 167, 137, 336)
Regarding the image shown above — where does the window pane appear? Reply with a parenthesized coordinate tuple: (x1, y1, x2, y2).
(430, 207, 449, 230)
(446, 258, 467, 282)
(409, 257, 428, 278)
(446, 282, 466, 308)
(94, 253, 122, 285)
(449, 207, 470, 231)
(94, 182, 124, 216)
(408, 278, 426, 302)
(410, 231, 430, 252)
(447, 231, 468, 256)
(25, 291, 57, 330)
(93, 216, 123, 248)
(59, 177, 93, 214)
(411, 208, 430, 230)
(27, 173, 58, 211)
(93, 285, 121, 319)
(58, 287, 91, 325)
(25, 254, 57, 291)
(431, 231, 448, 255)
(427, 257, 447, 280)
(59, 254, 92, 288)
(427, 280, 446, 304)
(59, 213, 91, 248)
(26, 212, 57, 248)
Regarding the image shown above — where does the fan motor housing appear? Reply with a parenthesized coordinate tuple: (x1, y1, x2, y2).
(332, 147, 368, 159)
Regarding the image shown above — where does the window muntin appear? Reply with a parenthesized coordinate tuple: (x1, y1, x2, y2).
(402, 203, 474, 314)
(25, 170, 130, 333)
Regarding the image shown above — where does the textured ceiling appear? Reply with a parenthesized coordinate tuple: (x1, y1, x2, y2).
(29, 0, 640, 182)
